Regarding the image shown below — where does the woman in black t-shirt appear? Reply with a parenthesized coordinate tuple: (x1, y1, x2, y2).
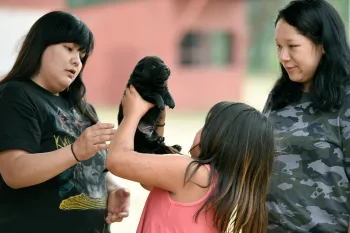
(0, 11, 130, 233)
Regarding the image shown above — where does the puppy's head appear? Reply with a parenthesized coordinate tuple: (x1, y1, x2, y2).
(131, 56, 171, 85)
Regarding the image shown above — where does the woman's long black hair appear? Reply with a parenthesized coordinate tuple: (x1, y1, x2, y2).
(264, 0, 350, 113)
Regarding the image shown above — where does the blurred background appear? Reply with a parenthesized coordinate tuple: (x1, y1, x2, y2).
(0, 0, 348, 232)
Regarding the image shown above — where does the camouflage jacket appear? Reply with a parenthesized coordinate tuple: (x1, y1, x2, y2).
(264, 92, 350, 233)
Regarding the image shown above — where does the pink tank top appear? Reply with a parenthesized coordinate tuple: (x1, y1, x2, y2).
(136, 164, 218, 233)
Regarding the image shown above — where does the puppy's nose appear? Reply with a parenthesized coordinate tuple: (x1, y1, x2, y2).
(164, 67, 171, 76)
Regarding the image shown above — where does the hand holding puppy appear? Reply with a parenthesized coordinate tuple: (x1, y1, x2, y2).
(122, 85, 155, 119)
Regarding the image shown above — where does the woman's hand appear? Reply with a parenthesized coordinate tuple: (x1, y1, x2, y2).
(122, 85, 154, 119)
(72, 122, 115, 161)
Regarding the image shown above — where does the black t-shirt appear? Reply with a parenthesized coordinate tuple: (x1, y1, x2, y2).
(0, 80, 110, 233)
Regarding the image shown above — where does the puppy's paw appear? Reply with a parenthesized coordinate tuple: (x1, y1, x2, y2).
(157, 103, 165, 111)
(165, 98, 175, 109)
(167, 101, 175, 109)
(157, 136, 165, 144)
(172, 144, 182, 152)
(163, 93, 175, 109)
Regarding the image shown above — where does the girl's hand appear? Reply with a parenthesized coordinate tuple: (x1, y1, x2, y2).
(122, 85, 154, 119)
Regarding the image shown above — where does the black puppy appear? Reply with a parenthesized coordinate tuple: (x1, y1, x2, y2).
(118, 56, 182, 154)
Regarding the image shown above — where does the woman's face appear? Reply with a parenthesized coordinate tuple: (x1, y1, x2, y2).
(275, 18, 324, 91)
(189, 128, 202, 158)
(33, 42, 85, 94)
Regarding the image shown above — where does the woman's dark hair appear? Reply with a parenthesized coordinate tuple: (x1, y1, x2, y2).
(0, 11, 97, 123)
(265, 0, 350, 113)
(185, 101, 275, 233)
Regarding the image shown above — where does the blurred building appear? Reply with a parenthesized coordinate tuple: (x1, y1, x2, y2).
(0, 0, 248, 111)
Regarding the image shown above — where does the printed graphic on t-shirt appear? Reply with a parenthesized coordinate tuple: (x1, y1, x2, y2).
(54, 108, 107, 211)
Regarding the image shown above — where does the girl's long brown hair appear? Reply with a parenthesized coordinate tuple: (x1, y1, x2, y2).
(185, 101, 275, 233)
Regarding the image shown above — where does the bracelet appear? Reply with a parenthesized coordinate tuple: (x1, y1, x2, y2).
(156, 123, 165, 127)
(71, 143, 80, 162)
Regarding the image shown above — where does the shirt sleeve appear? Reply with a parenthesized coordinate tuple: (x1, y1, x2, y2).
(0, 83, 41, 153)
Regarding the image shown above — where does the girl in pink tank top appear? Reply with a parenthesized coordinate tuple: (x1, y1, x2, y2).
(107, 85, 275, 233)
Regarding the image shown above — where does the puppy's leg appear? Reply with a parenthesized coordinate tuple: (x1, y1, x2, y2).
(154, 144, 182, 154)
(143, 92, 165, 110)
(163, 91, 175, 109)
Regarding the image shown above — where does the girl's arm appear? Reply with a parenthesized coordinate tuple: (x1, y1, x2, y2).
(106, 115, 197, 193)
(140, 108, 166, 191)
(106, 86, 206, 194)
